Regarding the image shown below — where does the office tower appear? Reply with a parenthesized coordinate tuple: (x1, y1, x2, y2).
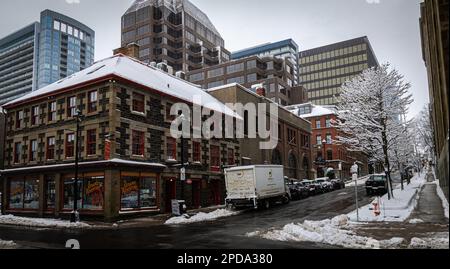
(0, 23, 40, 106)
(232, 39, 300, 86)
(299, 36, 378, 106)
(186, 55, 307, 106)
(37, 10, 95, 89)
(121, 0, 230, 73)
(0, 10, 95, 106)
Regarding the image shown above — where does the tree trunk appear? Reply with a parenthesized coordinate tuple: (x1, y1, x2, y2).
(381, 121, 394, 200)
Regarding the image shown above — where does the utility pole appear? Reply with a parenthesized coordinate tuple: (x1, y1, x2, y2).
(71, 109, 84, 223)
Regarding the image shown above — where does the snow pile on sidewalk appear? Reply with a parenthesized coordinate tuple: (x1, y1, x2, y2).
(435, 181, 449, 219)
(0, 214, 91, 228)
(0, 239, 17, 249)
(348, 173, 425, 222)
(247, 215, 405, 249)
(165, 209, 239, 225)
(408, 232, 449, 249)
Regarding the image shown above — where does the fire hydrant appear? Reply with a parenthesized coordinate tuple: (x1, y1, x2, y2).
(372, 200, 381, 216)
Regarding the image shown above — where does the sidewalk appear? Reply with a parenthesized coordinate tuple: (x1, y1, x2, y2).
(349, 171, 449, 248)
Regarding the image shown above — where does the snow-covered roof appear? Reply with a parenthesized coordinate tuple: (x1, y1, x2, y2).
(0, 159, 166, 174)
(4, 54, 238, 118)
(125, 0, 222, 38)
(287, 103, 337, 119)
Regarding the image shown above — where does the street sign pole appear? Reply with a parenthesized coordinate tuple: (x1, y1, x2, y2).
(351, 163, 359, 222)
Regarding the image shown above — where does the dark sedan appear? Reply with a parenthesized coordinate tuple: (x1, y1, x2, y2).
(365, 174, 388, 196)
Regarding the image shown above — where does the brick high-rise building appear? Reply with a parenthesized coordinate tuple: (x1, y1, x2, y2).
(420, 0, 449, 200)
(299, 36, 379, 106)
(121, 0, 230, 73)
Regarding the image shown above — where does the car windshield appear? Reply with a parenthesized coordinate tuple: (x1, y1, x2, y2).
(316, 179, 325, 183)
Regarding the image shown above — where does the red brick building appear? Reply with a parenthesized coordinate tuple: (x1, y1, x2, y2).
(287, 103, 368, 179)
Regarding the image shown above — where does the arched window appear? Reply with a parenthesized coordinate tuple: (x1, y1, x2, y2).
(271, 149, 282, 165)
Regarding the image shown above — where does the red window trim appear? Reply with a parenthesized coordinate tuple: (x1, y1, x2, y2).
(88, 90, 98, 113)
(65, 133, 75, 158)
(132, 92, 145, 113)
(67, 96, 76, 117)
(31, 106, 39, 125)
(167, 137, 177, 160)
(14, 142, 21, 163)
(86, 129, 97, 155)
(228, 148, 234, 165)
(48, 101, 57, 122)
(29, 140, 37, 162)
(210, 145, 220, 172)
(46, 137, 55, 160)
(132, 130, 145, 156)
(193, 141, 201, 162)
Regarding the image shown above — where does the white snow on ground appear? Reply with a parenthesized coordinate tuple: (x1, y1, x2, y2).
(165, 209, 239, 225)
(435, 180, 449, 219)
(246, 215, 405, 249)
(347, 173, 425, 222)
(408, 218, 424, 224)
(408, 232, 449, 249)
(0, 239, 17, 249)
(0, 214, 91, 228)
(345, 175, 370, 187)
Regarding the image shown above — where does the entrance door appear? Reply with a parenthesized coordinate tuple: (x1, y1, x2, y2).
(191, 181, 201, 209)
(165, 179, 177, 213)
(210, 180, 222, 206)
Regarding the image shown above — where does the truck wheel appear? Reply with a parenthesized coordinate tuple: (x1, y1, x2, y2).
(282, 195, 290, 205)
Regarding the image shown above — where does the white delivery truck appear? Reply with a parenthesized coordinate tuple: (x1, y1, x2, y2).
(224, 165, 291, 209)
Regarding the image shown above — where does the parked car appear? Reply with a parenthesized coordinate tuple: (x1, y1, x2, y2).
(331, 178, 345, 190)
(365, 174, 388, 196)
(287, 183, 302, 200)
(301, 180, 319, 195)
(294, 182, 310, 199)
(315, 177, 333, 193)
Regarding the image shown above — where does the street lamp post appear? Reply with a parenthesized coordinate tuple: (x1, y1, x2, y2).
(71, 109, 84, 223)
(322, 139, 327, 177)
(179, 114, 187, 204)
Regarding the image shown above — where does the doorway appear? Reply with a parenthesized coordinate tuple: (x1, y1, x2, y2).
(191, 180, 201, 209)
(165, 178, 177, 213)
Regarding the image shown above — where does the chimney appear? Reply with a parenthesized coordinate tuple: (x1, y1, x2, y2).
(252, 83, 266, 97)
(113, 43, 140, 59)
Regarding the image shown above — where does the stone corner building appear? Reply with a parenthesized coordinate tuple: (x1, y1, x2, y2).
(420, 0, 449, 200)
(0, 54, 239, 221)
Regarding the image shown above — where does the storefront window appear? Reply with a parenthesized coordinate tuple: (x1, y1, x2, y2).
(140, 177, 157, 208)
(121, 176, 139, 210)
(63, 177, 83, 210)
(24, 179, 39, 209)
(83, 176, 104, 210)
(45, 177, 56, 209)
(121, 173, 158, 210)
(9, 180, 24, 209)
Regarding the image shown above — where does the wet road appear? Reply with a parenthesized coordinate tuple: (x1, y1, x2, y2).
(0, 186, 372, 249)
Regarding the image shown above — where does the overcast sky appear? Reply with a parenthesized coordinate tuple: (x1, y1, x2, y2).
(0, 0, 428, 119)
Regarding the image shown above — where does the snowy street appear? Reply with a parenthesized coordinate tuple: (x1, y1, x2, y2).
(0, 184, 373, 249)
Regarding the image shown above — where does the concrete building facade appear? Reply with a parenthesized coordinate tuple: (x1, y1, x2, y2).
(208, 83, 313, 180)
(121, 0, 230, 73)
(420, 0, 449, 200)
(0, 54, 240, 221)
(231, 39, 300, 86)
(186, 55, 306, 106)
(299, 36, 379, 106)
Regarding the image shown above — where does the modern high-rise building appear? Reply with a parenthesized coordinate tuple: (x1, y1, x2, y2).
(231, 39, 300, 86)
(186, 55, 307, 106)
(121, 0, 230, 73)
(0, 10, 95, 106)
(37, 10, 95, 89)
(420, 0, 448, 200)
(299, 36, 378, 106)
(0, 23, 40, 106)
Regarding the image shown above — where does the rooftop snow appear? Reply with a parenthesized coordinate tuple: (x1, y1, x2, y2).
(288, 103, 337, 119)
(4, 55, 238, 118)
(124, 0, 221, 37)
